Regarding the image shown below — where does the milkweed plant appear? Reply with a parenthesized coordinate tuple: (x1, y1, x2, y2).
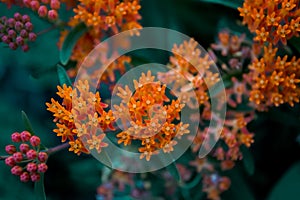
(1, 0, 300, 200)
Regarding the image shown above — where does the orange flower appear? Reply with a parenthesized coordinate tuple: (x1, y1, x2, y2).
(113, 71, 189, 161)
(46, 81, 113, 156)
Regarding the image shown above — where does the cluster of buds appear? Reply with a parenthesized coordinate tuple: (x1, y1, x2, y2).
(0, 13, 37, 52)
(4, 131, 48, 182)
(22, 0, 60, 20)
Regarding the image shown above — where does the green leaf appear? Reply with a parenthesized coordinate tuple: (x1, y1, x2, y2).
(59, 22, 88, 65)
(240, 145, 255, 175)
(57, 64, 72, 87)
(21, 111, 35, 135)
(34, 173, 46, 200)
(289, 37, 300, 55)
(166, 162, 181, 183)
(195, 0, 243, 9)
(180, 173, 202, 189)
(267, 162, 300, 200)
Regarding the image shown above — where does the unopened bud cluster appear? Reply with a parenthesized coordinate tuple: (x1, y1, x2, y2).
(4, 131, 48, 182)
(22, 0, 60, 21)
(0, 13, 37, 52)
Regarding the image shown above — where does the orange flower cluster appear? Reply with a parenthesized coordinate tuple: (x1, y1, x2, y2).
(58, 0, 142, 82)
(238, 0, 300, 45)
(113, 71, 190, 161)
(248, 44, 300, 110)
(158, 38, 220, 110)
(73, 0, 141, 35)
(46, 81, 115, 155)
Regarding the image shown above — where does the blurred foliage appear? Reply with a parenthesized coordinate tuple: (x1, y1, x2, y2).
(1, 0, 300, 200)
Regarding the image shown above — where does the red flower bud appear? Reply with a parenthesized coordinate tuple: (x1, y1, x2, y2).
(38, 6, 48, 18)
(30, 136, 40, 147)
(30, 173, 40, 182)
(26, 149, 37, 160)
(5, 145, 17, 154)
(11, 132, 21, 142)
(20, 172, 30, 182)
(5, 156, 16, 167)
(37, 163, 48, 173)
(11, 165, 23, 176)
(13, 152, 23, 162)
(38, 152, 48, 162)
(48, 10, 58, 21)
(19, 143, 30, 153)
(26, 162, 37, 173)
(20, 131, 31, 142)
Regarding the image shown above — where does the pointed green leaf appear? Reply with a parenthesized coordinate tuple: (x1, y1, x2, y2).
(180, 173, 202, 189)
(34, 173, 46, 200)
(267, 162, 300, 200)
(241, 145, 255, 175)
(21, 111, 35, 135)
(195, 0, 243, 9)
(166, 162, 181, 183)
(60, 22, 88, 65)
(57, 64, 72, 87)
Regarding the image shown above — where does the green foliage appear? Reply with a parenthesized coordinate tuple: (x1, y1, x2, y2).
(21, 111, 35, 135)
(267, 162, 300, 200)
(59, 23, 88, 65)
(240, 145, 255, 175)
(34, 174, 46, 200)
(57, 64, 72, 87)
(195, 0, 243, 9)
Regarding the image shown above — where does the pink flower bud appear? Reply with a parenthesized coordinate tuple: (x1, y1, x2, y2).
(5, 145, 17, 154)
(23, 0, 31, 7)
(1, 35, 10, 44)
(20, 172, 30, 182)
(22, 15, 30, 23)
(19, 143, 30, 153)
(13, 152, 23, 162)
(22, 44, 29, 52)
(28, 32, 37, 42)
(30, 173, 40, 182)
(50, 0, 60, 10)
(11, 165, 23, 175)
(14, 13, 22, 21)
(14, 21, 24, 31)
(20, 29, 28, 38)
(37, 163, 48, 173)
(38, 152, 48, 162)
(30, 0, 40, 11)
(48, 10, 58, 21)
(16, 36, 24, 46)
(30, 136, 40, 147)
(24, 22, 33, 31)
(11, 132, 21, 142)
(26, 149, 37, 160)
(7, 29, 16, 38)
(38, 6, 48, 18)
(26, 162, 37, 173)
(5, 156, 16, 167)
(6, 18, 16, 28)
(9, 42, 17, 50)
(20, 131, 31, 142)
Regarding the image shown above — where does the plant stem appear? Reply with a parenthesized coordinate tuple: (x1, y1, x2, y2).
(45, 142, 70, 155)
(0, 155, 8, 161)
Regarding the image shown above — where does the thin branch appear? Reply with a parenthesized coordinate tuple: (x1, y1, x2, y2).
(46, 142, 70, 155)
